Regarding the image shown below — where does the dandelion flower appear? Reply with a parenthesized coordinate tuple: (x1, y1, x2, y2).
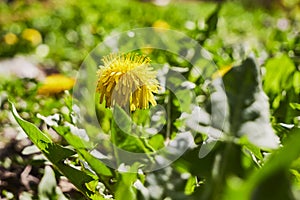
(152, 20, 170, 32)
(96, 53, 159, 111)
(22, 28, 42, 46)
(38, 74, 75, 95)
(4, 33, 18, 45)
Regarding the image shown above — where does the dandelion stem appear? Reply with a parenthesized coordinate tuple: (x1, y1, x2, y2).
(111, 118, 120, 168)
(166, 89, 172, 145)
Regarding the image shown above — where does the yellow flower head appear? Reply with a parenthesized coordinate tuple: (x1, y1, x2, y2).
(152, 20, 170, 32)
(96, 53, 159, 111)
(22, 28, 42, 46)
(38, 74, 75, 95)
(4, 33, 18, 45)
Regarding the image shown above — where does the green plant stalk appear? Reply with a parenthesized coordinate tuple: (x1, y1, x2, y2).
(111, 117, 121, 168)
(211, 141, 242, 200)
(111, 112, 155, 166)
(166, 89, 172, 144)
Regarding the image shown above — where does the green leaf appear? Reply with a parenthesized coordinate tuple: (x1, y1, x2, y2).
(10, 101, 95, 198)
(239, 137, 263, 161)
(112, 104, 132, 134)
(223, 58, 279, 149)
(90, 194, 106, 200)
(85, 180, 99, 193)
(115, 173, 137, 200)
(11, 102, 75, 161)
(53, 126, 114, 183)
(114, 163, 141, 200)
(148, 134, 165, 150)
(290, 103, 300, 111)
(38, 165, 68, 200)
(78, 149, 113, 177)
(111, 106, 154, 153)
(263, 54, 295, 95)
(249, 128, 300, 188)
(205, 3, 221, 36)
(53, 126, 93, 149)
(185, 176, 197, 195)
(225, 128, 300, 199)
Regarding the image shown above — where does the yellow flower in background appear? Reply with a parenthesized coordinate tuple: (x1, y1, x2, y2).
(38, 74, 75, 95)
(152, 20, 170, 31)
(4, 33, 18, 45)
(212, 65, 233, 79)
(141, 45, 154, 55)
(22, 28, 42, 45)
(96, 53, 159, 111)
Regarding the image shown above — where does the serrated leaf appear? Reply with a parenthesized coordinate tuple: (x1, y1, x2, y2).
(223, 58, 279, 149)
(10, 101, 95, 198)
(53, 126, 93, 149)
(78, 149, 113, 177)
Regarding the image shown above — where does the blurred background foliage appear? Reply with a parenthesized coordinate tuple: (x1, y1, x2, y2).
(0, 0, 300, 199)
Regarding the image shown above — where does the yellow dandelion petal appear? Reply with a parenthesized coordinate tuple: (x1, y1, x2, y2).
(152, 20, 170, 32)
(212, 65, 233, 79)
(100, 92, 105, 104)
(4, 33, 18, 45)
(106, 79, 115, 93)
(22, 28, 42, 46)
(141, 45, 154, 55)
(96, 53, 159, 111)
(101, 72, 111, 83)
(38, 74, 75, 95)
(130, 104, 136, 112)
(149, 94, 157, 106)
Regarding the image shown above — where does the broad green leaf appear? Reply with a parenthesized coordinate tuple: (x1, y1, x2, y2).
(148, 134, 165, 150)
(205, 3, 221, 36)
(263, 54, 295, 96)
(293, 71, 300, 94)
(188, 58, 281, 199)
(53, 127, 114, 179)
(223, 58, 279, 149)
(10, 101, 95, 198)
(53, 126, 93, 149)
(78, 149, 113, 177)
(11, 102, 75, 161)
(188, 58, 279, 149)
(225, 128, 300, 199)
(112, 104, 132, 134)
(36, 112, 113, 183)
(248, 128, 300, 190)
(115, 173, 137, 200)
